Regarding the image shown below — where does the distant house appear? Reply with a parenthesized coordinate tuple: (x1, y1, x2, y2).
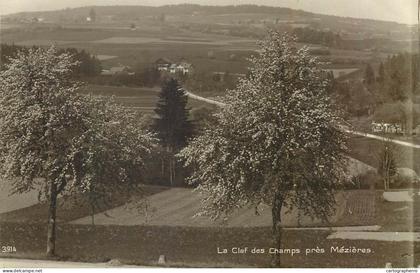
(155, 58, 172, 72)
(177, 62, 193, 74)
(101, 66, 133, 76)
(169, 64, 178, 74)
(371, 122, 403, 134)
(155, 58, 193, 75)
(31, 17, 45, 23)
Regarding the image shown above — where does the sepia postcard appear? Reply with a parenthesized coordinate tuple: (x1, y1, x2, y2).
(0, 0, 420, 271)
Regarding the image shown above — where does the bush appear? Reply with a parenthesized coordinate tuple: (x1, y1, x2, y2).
(391, 168, 420, 189)
(347, 170, 380, 189)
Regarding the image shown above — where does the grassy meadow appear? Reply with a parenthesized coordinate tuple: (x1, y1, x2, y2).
(79, 84, 212, 114)
(0, 186, 419, 267)
(0, 23, 370, 75)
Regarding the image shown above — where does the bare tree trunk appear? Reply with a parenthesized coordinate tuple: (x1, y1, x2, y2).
(172, 157, 176, 186)
(271, 193, 284, 267)
(91, 204, 95, 226)
(169, 157, 173, 186)
(161, 157, 165, 177)
(166, 147, 174, 187)
(46, 183, 58, 257)
(383, 177, 388, 191)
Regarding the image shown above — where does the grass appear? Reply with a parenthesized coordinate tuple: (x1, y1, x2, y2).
(80, 84, 213, 113)
(80, 85, 159, 96)
(64, 188, 420, 233)
(0, 222, 418, 267)
(0, 185, 167, 224)
(0, 179, 41, 214)
(1, 28, 114, 43)
(70, 188, 377, 228)
(349, 135, 419, 174)
(0, 183, 419, 267)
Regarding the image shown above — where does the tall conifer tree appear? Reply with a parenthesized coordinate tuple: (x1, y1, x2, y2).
(154, 78, 193, 185)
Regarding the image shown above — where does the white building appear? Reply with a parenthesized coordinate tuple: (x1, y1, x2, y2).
(155, 58, 193, 75)
(371, 122, 403, 134)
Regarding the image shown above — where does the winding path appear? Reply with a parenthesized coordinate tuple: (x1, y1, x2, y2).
(185, 90, 420, 149)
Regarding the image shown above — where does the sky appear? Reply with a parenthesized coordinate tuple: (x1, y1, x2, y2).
(0, 0, 418, 24)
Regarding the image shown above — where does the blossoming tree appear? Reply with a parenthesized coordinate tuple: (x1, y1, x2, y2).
(179, 31, 348, 267)
(0, 47, 155, 257)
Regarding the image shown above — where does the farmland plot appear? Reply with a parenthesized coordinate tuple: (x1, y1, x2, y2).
(92, 36, 232, 46)
(15, 40, 78, 46)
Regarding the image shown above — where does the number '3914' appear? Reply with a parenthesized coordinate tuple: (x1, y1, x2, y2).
(1, 245, 17, 253)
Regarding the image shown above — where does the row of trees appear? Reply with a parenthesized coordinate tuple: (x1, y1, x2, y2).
(363, 53, 420, 104)
(88, 67, 162, 87)
(0, 44, 102, 77)
(293, 27, 343, 48)
(332, 52, 420, 128)
(1, 31, 347, 267)
(363, 54, 419, 134)
(332, 79, 375, 118)
(88, 67, 239, 95)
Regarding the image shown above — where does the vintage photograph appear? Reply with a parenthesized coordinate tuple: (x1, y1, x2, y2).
(0, 0, 419, 270)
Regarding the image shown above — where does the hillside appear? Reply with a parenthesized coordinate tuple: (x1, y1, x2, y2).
(1, 4, 413, 41)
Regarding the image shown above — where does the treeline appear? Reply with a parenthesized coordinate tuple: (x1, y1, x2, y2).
(333, 52, 420, 133)
(293, 27, 342, 47)
(372, 53, 420, 133)
(88, 67, 162, 87)
(61, 47, 102, 77)
(87, 66, 238, 94)
(375, 53, 419, 102)
(13, 4, 309, 19)
(332, 79, 375, 118)
(0, 44, 101, 77)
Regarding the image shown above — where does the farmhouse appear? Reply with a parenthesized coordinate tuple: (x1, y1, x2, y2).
(155, 58, 193, 75)
(155, 58, 172, 71)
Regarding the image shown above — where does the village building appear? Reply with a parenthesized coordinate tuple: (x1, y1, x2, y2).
(371, 122, 403, 134)
(155, 58, 193, 75)
(155, 58, 172, 72)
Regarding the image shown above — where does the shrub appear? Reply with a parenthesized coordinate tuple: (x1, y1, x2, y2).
(348, 170, 381, 189)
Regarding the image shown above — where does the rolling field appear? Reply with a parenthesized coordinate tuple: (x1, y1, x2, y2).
(1, 24, 256, 74)
(80, 85, 211, 113)
(1, 24, 375, 74)
(92, 36, 237, 46)
(0, 179, 40, 214)
(70, 187, 376, 228)
(349, 135, 418, 173)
